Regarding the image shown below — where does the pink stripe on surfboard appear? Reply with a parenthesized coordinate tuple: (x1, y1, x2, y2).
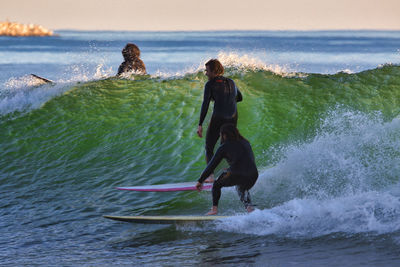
(116, 184, 212, 192)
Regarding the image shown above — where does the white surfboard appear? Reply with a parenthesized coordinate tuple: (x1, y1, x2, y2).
(103, 215, 229, 224)
(116, 182, 212, 192)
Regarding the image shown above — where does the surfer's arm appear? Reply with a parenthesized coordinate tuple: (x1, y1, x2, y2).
(117, 62, 126, 76)
(199, 83, 212, 126)
(236, 87, 243, 102)
(198, 145, 224, 183)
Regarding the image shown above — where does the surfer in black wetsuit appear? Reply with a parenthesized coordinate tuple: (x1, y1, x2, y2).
(196, 123, 258, 215)
(197, 59, 242, 182)
(117, 43, 146, 76)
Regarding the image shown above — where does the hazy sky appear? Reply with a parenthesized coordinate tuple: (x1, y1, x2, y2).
(1, 0, 399, 31)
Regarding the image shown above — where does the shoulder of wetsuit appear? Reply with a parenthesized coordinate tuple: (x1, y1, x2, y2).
(213, 76, 225, 83)
(225, 77, 235, 85)
(215, 142, 229, 155)
(204, 80, 213, 89)
(240, 138, 253, 151)
(117, 61, 128, 75)
(221, 140, 234, 148)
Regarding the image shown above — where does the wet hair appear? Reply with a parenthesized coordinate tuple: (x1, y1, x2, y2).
(122, 43, 141, 59)
(220, 123, 244, 142)
(205, 59, 224, 76)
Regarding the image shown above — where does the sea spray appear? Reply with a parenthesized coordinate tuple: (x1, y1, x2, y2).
(216, 109, 400, 237)
(217, 189, 400, 237)
(0, 63, 115, 116)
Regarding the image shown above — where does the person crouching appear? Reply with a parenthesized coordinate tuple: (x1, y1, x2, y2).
(196, 123, 258, 215)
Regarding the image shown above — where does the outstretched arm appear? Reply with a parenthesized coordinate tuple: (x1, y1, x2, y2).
(198, 83, 212, 127)
(198, 145, 225, 184)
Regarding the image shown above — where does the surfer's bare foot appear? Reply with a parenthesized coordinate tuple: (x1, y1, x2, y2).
(204, 174, 214, 183)
(206, 206, 218, 215)
(246, 206, 255, 213)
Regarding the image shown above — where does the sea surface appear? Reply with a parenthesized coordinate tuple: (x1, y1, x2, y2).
(1, 30, 400, 266)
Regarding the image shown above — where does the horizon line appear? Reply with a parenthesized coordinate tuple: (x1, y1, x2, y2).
(52, 28, 400, 32)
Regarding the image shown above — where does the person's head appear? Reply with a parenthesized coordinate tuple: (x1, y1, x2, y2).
(220, 123, 243, 143)
(205, 59, 224, 80)
(122, 43, 141, 60)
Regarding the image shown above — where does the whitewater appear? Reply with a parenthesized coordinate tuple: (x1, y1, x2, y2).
(1, 30, 400, 266)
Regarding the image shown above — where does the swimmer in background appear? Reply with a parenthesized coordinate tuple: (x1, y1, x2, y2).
(117, 43, 146, 76)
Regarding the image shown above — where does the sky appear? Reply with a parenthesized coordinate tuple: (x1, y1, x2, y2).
(1, 0, 399, 31)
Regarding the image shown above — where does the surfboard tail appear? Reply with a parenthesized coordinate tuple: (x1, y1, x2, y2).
(31, 74, 55, 84)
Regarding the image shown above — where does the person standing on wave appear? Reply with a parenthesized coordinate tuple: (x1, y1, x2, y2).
(196, 123, 258, 215)
(117, 43, 147, 76)
(197, 59, 242, 182)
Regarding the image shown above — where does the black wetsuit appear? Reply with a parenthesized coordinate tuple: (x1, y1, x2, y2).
(199, 76, 242, 162)
(117, 58, 146, 75)
(198, 138, 258, 208)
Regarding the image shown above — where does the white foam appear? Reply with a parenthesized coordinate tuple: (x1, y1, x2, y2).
(217, 189, 400, 237)
(0, 63, 115, 116)
(259, 109, 400, 199)
(0, 78, 71, 116)
(149, 51, 292, 79)
(217, 109, 400, 237)
(216, 52, 289, 75)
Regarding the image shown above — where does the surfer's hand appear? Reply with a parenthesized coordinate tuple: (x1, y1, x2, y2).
(197, 125, 203, 138)
(196, 182, 203, 192)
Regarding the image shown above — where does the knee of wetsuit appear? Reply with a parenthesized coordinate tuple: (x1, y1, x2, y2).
(213, 176, 227, 189)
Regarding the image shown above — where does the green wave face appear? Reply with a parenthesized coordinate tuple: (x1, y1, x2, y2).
(1, 65, 400, 205)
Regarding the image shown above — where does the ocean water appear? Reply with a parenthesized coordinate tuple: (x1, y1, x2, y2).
(1, 30, 400, 266)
